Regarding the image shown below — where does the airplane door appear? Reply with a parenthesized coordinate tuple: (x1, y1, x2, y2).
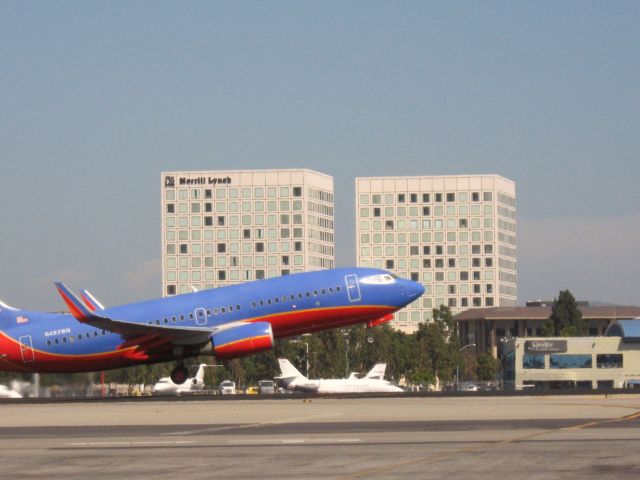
(18, 335, 35, 363)
(195, 308, 208, 326)
(344, 274, 361, 302)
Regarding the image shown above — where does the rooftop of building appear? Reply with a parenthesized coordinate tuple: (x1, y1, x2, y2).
(454, 305, 640, 322)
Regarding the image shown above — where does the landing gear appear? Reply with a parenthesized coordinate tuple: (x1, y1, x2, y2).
(170, 365, 189, 384)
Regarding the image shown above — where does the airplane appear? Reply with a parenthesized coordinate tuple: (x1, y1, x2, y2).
(152, 363, 209, 395)
(0, 384, 22, 399)
(0, 268, 424, 384)
(276, 358, 404, 393)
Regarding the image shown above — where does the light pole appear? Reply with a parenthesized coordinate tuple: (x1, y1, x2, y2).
(456, 343, 476, 391)
(289, 337, 310, 377)
(342, 329, 350, 378)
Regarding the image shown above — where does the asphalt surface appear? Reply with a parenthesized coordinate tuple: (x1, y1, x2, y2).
(2, 395, 640, 479)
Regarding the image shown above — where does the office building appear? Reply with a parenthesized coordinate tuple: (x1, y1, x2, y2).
(162, 169, 334, 296)
(356, 175, 517, 333)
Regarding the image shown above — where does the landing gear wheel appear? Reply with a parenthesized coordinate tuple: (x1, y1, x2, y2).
(170, 365, 189, 384)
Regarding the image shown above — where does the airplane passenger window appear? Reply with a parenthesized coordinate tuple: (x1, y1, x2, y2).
(329, 287, 334, 293)
(252, 301, 257, 308)
(336, 286, 341, 292)
(236, 304, 241, 310)
(221, 307, 226, 314)
(94, 331, 98, 337)
(47, 340, 51, 346)
(54, 339, 59, 345)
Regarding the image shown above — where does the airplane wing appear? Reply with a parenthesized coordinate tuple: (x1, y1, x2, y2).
(55, 282, 214, 346)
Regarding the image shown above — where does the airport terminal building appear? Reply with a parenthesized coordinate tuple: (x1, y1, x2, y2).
(502, 320, 640, 390)
(161, 169, 334, 296)
(356, 175, 517, 333)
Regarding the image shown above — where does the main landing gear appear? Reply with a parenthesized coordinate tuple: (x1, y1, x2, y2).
(170, 364, 189, 384)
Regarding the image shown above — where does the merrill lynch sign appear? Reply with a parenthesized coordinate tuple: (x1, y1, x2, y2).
(525, 340, 567, 353)
(164, 176, 232, 188)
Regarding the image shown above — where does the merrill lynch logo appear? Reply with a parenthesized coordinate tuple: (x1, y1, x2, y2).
(525, 340, 567, 353)
(164, 176, 232, 187)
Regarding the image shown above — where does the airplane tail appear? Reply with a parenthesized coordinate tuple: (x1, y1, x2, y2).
(194, 364, 207, 384)
(277, 358, 307, 382)
(365, 363, 387, 380)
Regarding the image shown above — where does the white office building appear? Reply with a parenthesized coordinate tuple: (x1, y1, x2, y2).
(162, 169, 334, 296)
(356, 175, 517, 333)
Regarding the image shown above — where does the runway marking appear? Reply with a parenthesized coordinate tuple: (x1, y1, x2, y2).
(67, 440, 196, 447)
(339, 409, 640, 479)
(165, 413, 340, 436)
(231, 438, 362, 445)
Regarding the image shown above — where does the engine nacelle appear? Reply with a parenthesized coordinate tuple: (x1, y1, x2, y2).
(212, 322, 274, 360)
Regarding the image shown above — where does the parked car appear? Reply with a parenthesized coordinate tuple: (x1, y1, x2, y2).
(245, 386, 259, 394)
(219, 380, 236, 395)
(258, 380, 276, 394)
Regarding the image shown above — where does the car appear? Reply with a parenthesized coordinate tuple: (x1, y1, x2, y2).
(258, 380, 275, 394)
(459, 383, 479, 392)
(218, 380, 236, 395)
(245, 386, 259, 394)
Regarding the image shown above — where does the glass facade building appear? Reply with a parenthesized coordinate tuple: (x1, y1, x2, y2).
(356, 175, 517, 332)
(161, 169, 334, 296)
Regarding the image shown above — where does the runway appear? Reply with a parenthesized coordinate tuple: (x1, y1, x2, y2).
(2, 395, 640, 479)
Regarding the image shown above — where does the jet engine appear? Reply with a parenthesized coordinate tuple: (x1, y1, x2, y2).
(212, 322, 274, 360)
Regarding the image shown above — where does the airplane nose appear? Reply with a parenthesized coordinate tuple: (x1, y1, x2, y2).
(407, 280, 425, 299)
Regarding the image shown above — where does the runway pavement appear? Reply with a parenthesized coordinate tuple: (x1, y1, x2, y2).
(2, 395, 640, 479)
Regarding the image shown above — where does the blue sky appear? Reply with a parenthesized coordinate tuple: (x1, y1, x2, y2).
(1, 1, 638, 309)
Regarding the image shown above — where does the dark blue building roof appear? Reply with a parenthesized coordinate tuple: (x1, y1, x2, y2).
(605, 319, 640, 342)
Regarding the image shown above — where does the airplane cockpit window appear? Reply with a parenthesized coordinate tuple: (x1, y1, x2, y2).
(360, 274, 396, 285)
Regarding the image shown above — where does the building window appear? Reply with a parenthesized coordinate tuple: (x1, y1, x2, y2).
(472, 192, 480, 201)
(446, 193, 455, 202)
(523, 354, 545, 369)
(256, 242, 264, 252)
(410, 272, 419, 281)
(217, 271, 226, 280)
(461, 298, 468, 307)
(373, 208, 381, 217)
(385, 220, 394, 230)
(167, 285, 176, 295)
(410, 193, 418, 203)
(256, 270, 265, 280)
(549, 354, 592, 369)
(217, 243, 226, 253)
(386, 259, 394, 269)
(596, 354, 623, 369)
(179, 244, 188, 254)
(483, 192, 493, 201)
(293, 187, 302, 197)
(422, 206, 430, 216)
(217, 216, 225, 226)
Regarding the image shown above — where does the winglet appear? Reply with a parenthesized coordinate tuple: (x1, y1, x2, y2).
(55, 282, 93, 321)
(79, 289, 105, 311)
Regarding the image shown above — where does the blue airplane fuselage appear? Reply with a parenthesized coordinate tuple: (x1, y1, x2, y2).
(0, 268, 424, 374)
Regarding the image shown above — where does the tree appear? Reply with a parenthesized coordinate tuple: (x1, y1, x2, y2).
(415, 305, 461, 386)
(476, 352, 500, 381)
(542, 290, 586, 337)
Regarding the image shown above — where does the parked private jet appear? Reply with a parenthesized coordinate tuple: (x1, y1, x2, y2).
(153, 363, 209, 395)
(277, 358, 404, 393)
(0, 268, 423, 384)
